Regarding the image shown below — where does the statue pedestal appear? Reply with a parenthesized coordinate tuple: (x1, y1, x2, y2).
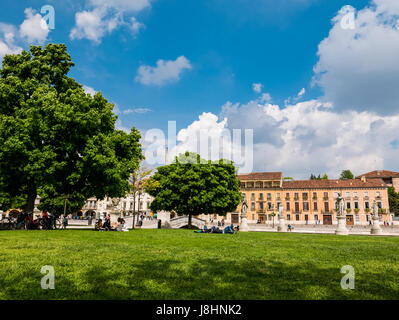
(335, 216, 348, 235)
(277, 217, 287, 232)
(371, 217, 382, 235)
(240, 214, 249, 232)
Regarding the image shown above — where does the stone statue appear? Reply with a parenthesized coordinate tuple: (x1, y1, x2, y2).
(240, 196, 249, 232)
(335, 193, 345, 217)
(335, 192, 348, 235)
(278, 204, 284, 219)
(111, 197, 121, 217)
(372, 201, 379, 218)
(277, 204, 287, 232)
(241, 199, 248, 215)
(371, 200, 382, 235)
(111, 197, 120, 208)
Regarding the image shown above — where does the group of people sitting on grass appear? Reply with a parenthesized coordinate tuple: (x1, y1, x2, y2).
(195, 224, 239, 234)
(94, 215, 129, 232)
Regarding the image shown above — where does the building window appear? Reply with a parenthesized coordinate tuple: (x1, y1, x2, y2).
(305, 214, 308, 221)
(251, 193, 255, 201)
(259, 193, 264, 200)
(302, 193, 308, 200)
(323, 192, 329, 200)
(303, 202, 309, 211)
(313, 202, 318, 211)
(354, 202, 359, 209)
(285, 192, 290, 199)
(324, 202, 329, 212)
(268, 202, 272, 210)
(267, 193, 272, 201)
(286, 202, 290, 211)
(294, 193, 299, 200)
(295, 202, 300, 212)
(354, 192, 358, 198)
(376, 191, 381, 198)
(346, 202, 351, 209)
(364, 191, 369, 198)
(314, 214, 318, 221)
(345, 192, 350, 198)
(251, 202, 255, 210)
(296, 214, 300, 221)
(276, 192, 281, 200)
(259, 202, 264, 210)
(365, 202, 369, 209)
(312, 192, 317, 199)
(287, 214, 291, 221)
(242, 193, 246, 199)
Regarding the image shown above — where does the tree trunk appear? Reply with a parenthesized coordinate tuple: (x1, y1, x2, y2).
(25, 183, 37, 213)
(188, 214, 192, 229)
(132, 191, 136, 229)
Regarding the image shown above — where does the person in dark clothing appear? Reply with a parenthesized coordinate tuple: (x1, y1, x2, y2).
(102, 215, 112, 231)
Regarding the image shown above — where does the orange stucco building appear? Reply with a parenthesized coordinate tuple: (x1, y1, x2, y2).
(228, 171, 392, 226)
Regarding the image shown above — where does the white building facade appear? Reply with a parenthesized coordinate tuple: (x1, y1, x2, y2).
(81, 193, 154, 220)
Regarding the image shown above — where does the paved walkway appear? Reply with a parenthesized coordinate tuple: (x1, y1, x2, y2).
(249, 224, 399, 236)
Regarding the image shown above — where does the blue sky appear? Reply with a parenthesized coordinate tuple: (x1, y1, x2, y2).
(1, 0, 399, 178)
(0, 0, 368, 131)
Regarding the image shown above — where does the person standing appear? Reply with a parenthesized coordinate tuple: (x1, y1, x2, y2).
(62, 215, 68, 229)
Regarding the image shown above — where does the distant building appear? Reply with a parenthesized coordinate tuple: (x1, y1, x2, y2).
(227, 171, 392, 226)
(356, 170, 399, 191)
(81, 193, 153, 220)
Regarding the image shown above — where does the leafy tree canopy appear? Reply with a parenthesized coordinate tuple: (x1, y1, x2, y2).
(388, 187, 399, 216)
(340, 170, 354, 180)
(147, 152, 241, 227)
(310, 173, 329, 180)
(0, 44, 143, 214)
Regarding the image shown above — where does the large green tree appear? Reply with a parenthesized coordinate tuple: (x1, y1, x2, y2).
(147, 152, 241, 228)
(340, 170, 354, 180)
(0, 44, 143, 215)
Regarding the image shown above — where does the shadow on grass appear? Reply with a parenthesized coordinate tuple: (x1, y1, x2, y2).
(2, 257, 398, 300)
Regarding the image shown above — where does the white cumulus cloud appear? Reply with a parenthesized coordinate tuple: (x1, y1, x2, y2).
(0, 23, 22, 60)
(19, 8, 49, 44)
(135, 56, 192, 86)
(313, 0, 399, 114)
(70, 0, 149, 43)
(252, 83, 263, 94)
(83, 85, 97, 96)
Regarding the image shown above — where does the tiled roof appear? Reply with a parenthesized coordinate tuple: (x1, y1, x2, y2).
(356, 170, 399, 178)
(238, 172, 283, 181)
(282, 179, 387, 189)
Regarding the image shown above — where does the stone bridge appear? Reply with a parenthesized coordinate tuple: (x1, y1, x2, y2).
(169, 216, 206, 229)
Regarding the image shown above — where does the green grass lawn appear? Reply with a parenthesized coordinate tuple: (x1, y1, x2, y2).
(0, 229, 398, 300)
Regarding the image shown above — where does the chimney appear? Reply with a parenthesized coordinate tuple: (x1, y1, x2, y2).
(361, 175, 367, 182)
